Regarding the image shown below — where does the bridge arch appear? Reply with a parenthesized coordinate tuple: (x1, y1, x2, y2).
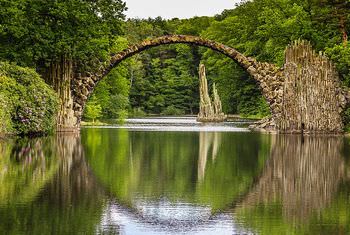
(70, 37, 346, 134)
(72, 35, 281, 125)
(103, 35, 264, 78)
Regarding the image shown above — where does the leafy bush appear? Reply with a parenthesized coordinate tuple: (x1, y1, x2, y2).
(108, 94, 129, 118)
(117, 110, 128, 125)
(161, 106, 185, 116)
(238, 96, 270, 119)
(130, 107, 146, 118)
(0, 62, 58, 135)
(0, 94, 12, 134)
(326, 45, 350, 130)
(84, 100, 102, 123)
(325, 44, 350, 86)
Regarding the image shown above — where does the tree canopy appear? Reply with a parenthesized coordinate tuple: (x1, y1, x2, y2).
(0, 0, 126, 70)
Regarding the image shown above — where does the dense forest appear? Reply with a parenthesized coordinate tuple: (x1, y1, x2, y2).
(1, 0, 350, 131)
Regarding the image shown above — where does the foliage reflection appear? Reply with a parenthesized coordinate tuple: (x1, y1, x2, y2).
(82, 128, 271, 211)
(0, 130, 349, 235)
(236, 135, 350, 234)
(0, 134, 107, 235)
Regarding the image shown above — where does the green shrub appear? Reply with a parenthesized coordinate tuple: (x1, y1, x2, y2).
(130, 107, 146, 117)
(84, 100, 102, 123)
(0, 94, 12, 134)
(107, 94, 129, 118)
(239, 96, 271, 119)
(117, 110, 128, 125)
(161, 106, 185, 116)
(325, 44, 350, 86)
(0, 62, 58, 135)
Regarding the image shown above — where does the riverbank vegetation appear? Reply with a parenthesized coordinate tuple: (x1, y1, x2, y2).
(0, 62, 58, 135)
(0, 0, 127, 132)
(1, 0, 349, 126)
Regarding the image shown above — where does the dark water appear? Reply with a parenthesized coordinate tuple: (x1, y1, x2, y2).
(0, 117, 350, 235)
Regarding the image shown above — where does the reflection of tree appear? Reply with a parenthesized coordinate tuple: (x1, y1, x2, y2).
(198, 132, 221, 182)
(0, 137, 59, 204)
(82, 129, 270, 212)
(0, 133, 108, 235)
(237, 135, 347, 234)
(35, 133, 108, 234)
(44, 133, 105, 206)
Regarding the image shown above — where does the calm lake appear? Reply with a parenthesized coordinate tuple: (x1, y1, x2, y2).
(0, 117, 349, 235)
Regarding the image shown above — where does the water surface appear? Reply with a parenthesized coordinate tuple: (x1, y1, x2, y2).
(0, 117, 349, 234)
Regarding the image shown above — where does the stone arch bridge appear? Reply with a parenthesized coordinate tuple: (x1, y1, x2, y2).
(62, 35, 348, 134)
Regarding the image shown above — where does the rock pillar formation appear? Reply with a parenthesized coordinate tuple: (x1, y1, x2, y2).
(45, 57, 78, 132)
(250, 41, 347, 134)
(212, 83, 226, 120)
(197, 64, 227, 122)
(278, 41, 347, 134)
(197, 64, 214, 121)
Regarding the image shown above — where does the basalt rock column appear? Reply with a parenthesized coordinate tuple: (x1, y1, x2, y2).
(45, 57, 78, 132)
(197, 64, 214, 121)
(212, 83, 227, 121)
(250, 41, 348, 134)
(278, 41, 347, 134)
(197, 64, 226, 122)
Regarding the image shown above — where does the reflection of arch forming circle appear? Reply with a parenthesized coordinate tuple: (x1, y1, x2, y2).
(93, 170, 254, 233)
(99, 199, 250, 234)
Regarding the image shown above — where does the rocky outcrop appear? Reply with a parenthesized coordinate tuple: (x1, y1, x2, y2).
(250, 41, 347, 134)
(213, 83, 226, 118)
(197, 64, 227, 122)
(249, 117, 276, 132)
(278, 41, 346, 134)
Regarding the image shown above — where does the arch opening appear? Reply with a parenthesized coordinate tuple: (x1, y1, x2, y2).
(74, 35, 278, 127)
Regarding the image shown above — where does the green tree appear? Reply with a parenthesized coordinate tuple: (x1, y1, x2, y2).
(84, 100, 102, 123)
(0, 0, 126, 126)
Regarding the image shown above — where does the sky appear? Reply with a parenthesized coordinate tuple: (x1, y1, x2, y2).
(124, 0, 238, 19)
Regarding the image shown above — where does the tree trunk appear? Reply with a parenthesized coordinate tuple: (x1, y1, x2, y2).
(340, 15, 348, 47)
(45, 56, 78, 131)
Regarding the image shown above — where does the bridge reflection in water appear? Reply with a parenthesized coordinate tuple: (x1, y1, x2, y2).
(0, 130, 349, 234)
(236, 135, 349, 234)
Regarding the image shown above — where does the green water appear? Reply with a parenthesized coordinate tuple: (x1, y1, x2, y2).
(0, 119, 350, 234)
